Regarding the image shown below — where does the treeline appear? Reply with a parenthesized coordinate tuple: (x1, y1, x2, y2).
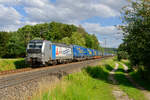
(118, 0, 150, 80)
(0, 22, 100, 58)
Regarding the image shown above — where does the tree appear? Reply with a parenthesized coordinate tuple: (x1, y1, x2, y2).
(0, 21, 101, 58)
(117, 43, 128, 61)
(120, 0, 150, 75)
(70, 32, 86, 47)
(3, 32, 26, 58)
(17, 25, 34, 47)
(60, 37, 71, 45)
(0, 32, 9, 57)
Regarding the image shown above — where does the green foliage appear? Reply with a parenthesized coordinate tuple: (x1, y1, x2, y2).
(115, 63, 147, 100)
(33, 66, 115, 100)
(120, 0, 150, 72)
(60, 37, 71, 45)
(84, 34, 100, 49)
(0, 32, 26, 58)
(117, 43, 129, 60)
(0, 22, 101, 58)
(33, 58, 148, 100)
(0, 58, 28, 71)
(130, 69, 150, 91)
(70, 32, 86, 47)
(117, 51, 128, 61)
(60, 26, 101, 49)
(17, 25, 34, 46)
(0, 32, 10, 57)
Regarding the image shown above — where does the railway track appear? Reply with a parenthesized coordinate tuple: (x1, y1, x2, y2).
(0, 68, 32, 76)
(0, 58, 103, 89)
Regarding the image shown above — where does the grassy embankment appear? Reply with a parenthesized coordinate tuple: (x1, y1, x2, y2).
(0, 58, 27, 71)
(32, 58, 116, 100)
(32, 57, 149, 100)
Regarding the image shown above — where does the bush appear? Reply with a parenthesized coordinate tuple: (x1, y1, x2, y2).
(117, 51, 128, 61)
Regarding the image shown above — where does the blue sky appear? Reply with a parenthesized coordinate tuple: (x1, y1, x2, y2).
(0, 0, 128, 48)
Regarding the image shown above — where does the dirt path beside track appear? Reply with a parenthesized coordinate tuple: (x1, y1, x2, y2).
(108, 63, 131, 100)
(121, 63, 150, 100)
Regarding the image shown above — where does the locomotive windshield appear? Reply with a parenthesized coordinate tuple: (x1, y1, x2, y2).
(28, 43, 43, 49)
(27, 40, 43, 53)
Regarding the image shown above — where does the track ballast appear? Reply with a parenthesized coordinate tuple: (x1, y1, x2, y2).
(0, 58, 103, 89)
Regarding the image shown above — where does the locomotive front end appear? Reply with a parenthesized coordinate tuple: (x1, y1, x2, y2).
(26, 40, 44, 66)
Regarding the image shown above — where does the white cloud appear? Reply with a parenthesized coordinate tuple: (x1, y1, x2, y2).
(93, 4, 120, 17)
(0, 5, 22, 25)
(0, 0, 127, 47)
(82, 23, 121, 35)
(0, 0, 128, 25)
(0, 4, 22, 31)
(0, 0, 21, 6)
(99, 0, 128, 11)
(24, 21, 38, 25)
(20, 0, 121, 24)
(82, 22, 123, 48)
(21, 0, 50, 8)
(0, 0, 127, 27)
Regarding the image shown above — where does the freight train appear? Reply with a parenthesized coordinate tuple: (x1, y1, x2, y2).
(26, 40, 110, 66)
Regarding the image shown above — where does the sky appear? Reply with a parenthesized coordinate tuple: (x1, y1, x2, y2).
(0, 0, 128, 48)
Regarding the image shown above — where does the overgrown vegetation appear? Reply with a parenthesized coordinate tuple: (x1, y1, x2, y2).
(115, 63, 147, 100)
(122, 59, 150, 91)
(118, 0, 150, 80)
(32, 58, 148, 100)
(117, 43, 128, 61)
(130, 70, 150, 91)
(0, 58, 28, 71)
(0, 22, 100, 58)
(33, 70, 116, 100)
(32, 58, 115, 100)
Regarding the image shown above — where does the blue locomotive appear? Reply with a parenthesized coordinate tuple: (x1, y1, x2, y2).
(26, 40, 104, 66)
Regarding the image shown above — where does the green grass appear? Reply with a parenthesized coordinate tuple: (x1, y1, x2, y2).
(0, 58, 28, 71)
(121, 60, 133, 72)
(121, 60, 150, 91)
(130, 70, 150, 91)
(128, 64, 150, 91)
(49, 70, 115, 100)
(33, 58, 116, 100)
(114, 63, 147, 100)
(35, 68, 115, 100)
(33, 57, 148, 100)
(105, 58, 147, 100)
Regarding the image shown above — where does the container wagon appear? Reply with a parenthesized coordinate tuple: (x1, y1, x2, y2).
(72, 45, 87, 61)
